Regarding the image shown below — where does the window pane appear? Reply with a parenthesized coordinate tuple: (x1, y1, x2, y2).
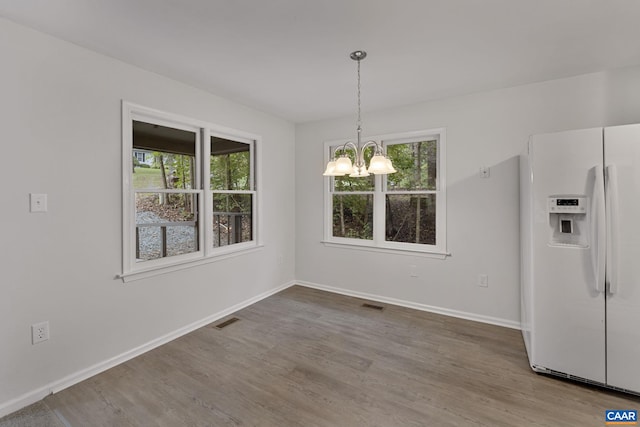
(332, 194, 373, 240)
(135, 192, 199, 261)
(213, 193, 252, 247)
(211, 137, 251, 191)
(385, 194, 436, 245)
(132, 121, 196, 190)
(333, 146, 375, 191)
(386, 140, 437, 191)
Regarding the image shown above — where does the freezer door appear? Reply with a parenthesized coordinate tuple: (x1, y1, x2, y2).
(529, 128, 606, 383)
(604, 124, 640, 394)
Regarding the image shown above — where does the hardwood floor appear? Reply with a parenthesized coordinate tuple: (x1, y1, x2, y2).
(8, 285, 640, 426)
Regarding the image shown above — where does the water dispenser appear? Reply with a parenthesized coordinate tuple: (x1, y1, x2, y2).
(548, 195, 589, 248)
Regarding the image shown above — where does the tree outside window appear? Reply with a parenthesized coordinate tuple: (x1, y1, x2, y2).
(325, 129, 446, 255)
(123, 103, 260, 278)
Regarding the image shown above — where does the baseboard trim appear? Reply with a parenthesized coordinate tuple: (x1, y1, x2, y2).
(1, 279, 519, 418)
(295, 280, 521, 330)
(0, 280, 296, 419)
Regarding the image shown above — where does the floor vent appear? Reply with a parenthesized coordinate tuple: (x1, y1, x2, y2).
(361, 303, 385, 311)
(215, 317, 240, 329)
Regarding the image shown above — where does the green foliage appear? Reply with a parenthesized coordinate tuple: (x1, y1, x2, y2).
(213, 193, 252, 214)
(142, 152, 195, 189)
(330, 140, 438, 243)
(210, 151, 250, 191)
(136, 144, 252, 213)
(332, 194, 373, 240)
(151, 152, 163, 169)
(386, 140, 437, 191)
(172, 154, 193, 189)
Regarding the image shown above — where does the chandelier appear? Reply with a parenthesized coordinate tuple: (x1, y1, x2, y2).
(323, 51, 396, 177)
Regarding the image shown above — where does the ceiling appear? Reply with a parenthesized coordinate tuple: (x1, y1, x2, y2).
(2, 1, 640, 123)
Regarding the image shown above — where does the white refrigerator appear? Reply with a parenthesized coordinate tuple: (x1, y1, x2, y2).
(520, 124, 640, 394)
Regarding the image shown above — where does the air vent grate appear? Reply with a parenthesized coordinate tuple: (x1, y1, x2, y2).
(361, 303, 385, 311)
(215, 317, 240, 329)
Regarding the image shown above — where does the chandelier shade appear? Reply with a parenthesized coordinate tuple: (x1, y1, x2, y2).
(323, 51, 396, 178)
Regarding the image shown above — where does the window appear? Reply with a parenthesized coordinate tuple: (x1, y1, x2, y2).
(210, 136, 254, 248)
(132, 120, 200, 262)
(324, 129, 446, 256)
(122, 102, 260, 279)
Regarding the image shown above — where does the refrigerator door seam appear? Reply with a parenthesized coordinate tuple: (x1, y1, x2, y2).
(591, 165, 606, 293)
(605, 164, 620, 294)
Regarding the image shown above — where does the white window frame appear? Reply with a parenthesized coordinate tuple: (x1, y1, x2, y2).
(205, 129, 258, 255)
(121, 101, 262, 281)
(323, 128, 447, 258)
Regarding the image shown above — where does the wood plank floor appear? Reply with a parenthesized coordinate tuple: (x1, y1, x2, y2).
(9, 285, 640, 426)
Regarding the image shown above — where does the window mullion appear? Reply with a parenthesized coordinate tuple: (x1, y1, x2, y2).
(325, 175, 333, 241)
(249, 140, 255, 191)
(202, 128, 212, 257)
(373, 174, 386, 245)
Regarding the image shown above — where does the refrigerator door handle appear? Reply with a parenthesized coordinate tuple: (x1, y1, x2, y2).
(591, 165, 606, 293)
(606, 164, 620, 294)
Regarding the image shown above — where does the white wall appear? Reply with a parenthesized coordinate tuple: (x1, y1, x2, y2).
(295, 65, 640, 327)
(3, 13, 640, 417)
(0, 17, 295, 414)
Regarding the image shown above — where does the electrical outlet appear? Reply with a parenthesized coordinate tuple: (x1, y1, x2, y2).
(30, 193, 48, 212)
(32, 321, 50, 344)
(478, 274, 489, 287)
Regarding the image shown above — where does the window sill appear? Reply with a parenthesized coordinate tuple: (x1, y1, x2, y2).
(321, 240, 450, 259)
(118, 244, 264, 283)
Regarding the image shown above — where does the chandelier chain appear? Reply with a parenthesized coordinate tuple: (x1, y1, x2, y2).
(357, 57, 361, 132)
(322, 50, 396, 177)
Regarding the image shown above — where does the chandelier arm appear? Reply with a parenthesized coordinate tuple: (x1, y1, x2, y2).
(331, 141, 358, 159)
(343, 141, 366, 168)
(343, 141, 358, 152)
(361, 140, 385, 157)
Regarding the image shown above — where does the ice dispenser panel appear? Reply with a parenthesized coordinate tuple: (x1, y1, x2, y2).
(548, 196, 589, 247)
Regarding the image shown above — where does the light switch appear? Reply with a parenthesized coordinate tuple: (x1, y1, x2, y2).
(30, 193, 48, 213)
